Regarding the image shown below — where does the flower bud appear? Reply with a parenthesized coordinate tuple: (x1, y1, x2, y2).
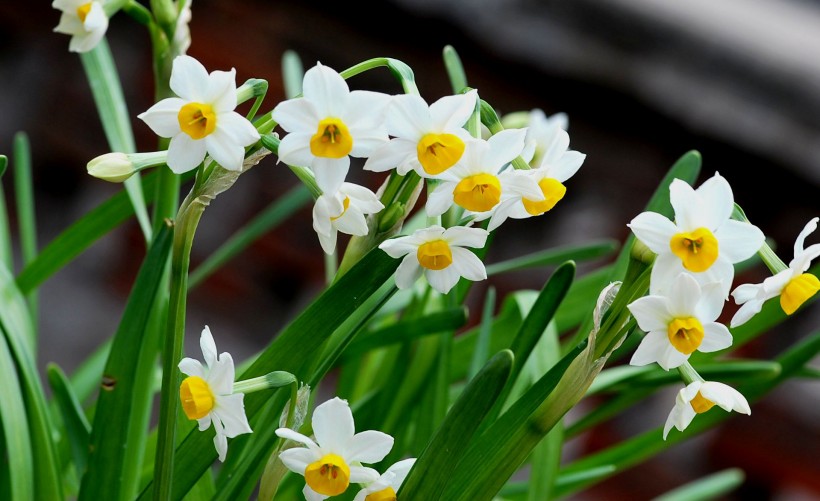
(87, 152, 135, 183)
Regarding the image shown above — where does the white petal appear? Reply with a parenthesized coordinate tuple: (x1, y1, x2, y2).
(205, 129, 247, 172)
(627, 212, 677, 254)
(303, 63, 349, 117)
(500, 170, 545, 201)
(393, 254, 423, 289)
(426, 266, 461, 294)
(345, 90, 392, 131)
(170, 55, 209, 101)
(627, 296, 670, 332)
(349, 124, 389, 158)
(212, 393, 252, 437)
(545, 151, 585, 183)
(312, 157, 349, 194)
(484, 129, 526, 170)
(425, 182, 456, 217)
(138, 97, 186, 138)
(277, 132, 315, 167)
(199, 326, 217, 368)
(730, 299, 765, 328)
(539, 128, 570, 166)
(197, 414, 212, 432)
(629, 330, 668, 367)
(663, 399, 686, 440)
(166, 133, 207, 174)
(303, 485, 329, 501)
(385, 458, 416, 489)
(487, 199, 518, 232)
(350, 466, 381, 484)
(213, 429, 228, 462)
(698, 323, 733, 353)
(208, 353, 235, 395)
(346, 430, 394, 463)
(649, 253, 685, 295)
(277, 447, 317, 475)
(701, 383, 750, 414)
(312, 397, 354, 454)
(715, 220, 765, 263)
(658, 344, 689, 371)
(695, 281, 727, 323)
(275, 428, 319, 451)
(387, 94, 430, 139)
(695, 172, 734, 230)
(695, 256, 735, 299)
(430, 90, 478, 131)
(205, 69, 238, 113)
(178, 358, 204, 378)
(333, 210, 368, 237)
(364, 140, 416, 173)
(54, 13, 83, 35)
(794, 217, 819, 257)
(667, 273, 701, 318)
(791, 244, 820, 274)
(344, 183, 383, 209)
(317, 229, 338, 255)
(215, 111, 260, 147)
(313, 195, 340, 237)
(273, 98, 321, 134)
(669, 178, 701, 231)
(732, 282, 764, 304)
(379, 236, 417, 259)
(444, 226, 488, 248)
(451, 247, 487, 281)
(762, 269, 793, 296)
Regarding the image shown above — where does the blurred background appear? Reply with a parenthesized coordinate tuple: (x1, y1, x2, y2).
(1, 0, 819, 499)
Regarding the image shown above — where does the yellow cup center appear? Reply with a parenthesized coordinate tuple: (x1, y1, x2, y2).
(76, 2, 92, 23)
(416, 133, 465, 175)
(366, 486, 398, 501)
(178, 102, 217, 140)
(330, 196, 351, 222)
(780, 273, 820, 315)
(667, 317, 705, 355)
(522, 178, 567, 216)
(669, 228, 718, 272)
(690, 391, 716, 414)
(453, 173, 502, 212)
(304, 453, 351, 496)
(417, 239, 453, 271)
(179, 376, 215, 420)
(310, 118, 353, 158)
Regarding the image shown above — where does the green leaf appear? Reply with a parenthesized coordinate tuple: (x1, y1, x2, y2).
(399, 350, 514, 500)
(653, 468, 745, 501)
(468, 286, 496, 379)
(79, 224, 173, 501)
(0, 156, 13, 272)
(554, 265, 612, 333)
(13, 132, 37, 324)
(443, 44, 468, 93)
(46, 363, 91, 476)
(0, 329, 33, 501)
(485, 240, 617, 276)
(281, 50, 304, 99)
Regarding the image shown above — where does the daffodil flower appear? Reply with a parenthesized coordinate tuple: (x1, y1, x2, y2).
(178, 326, 252, 462)
(273, 63, 391, 194)
(731, 216, 820, 326)
(364, 90, 478, 178)
(379, 225, 488, 294)
(628, 172, 765, 297)
(313, 182, 384, 254)
(353, 458, 416, 501)
(520, 109, 569, 167)
(53, 0, 108, 53)
(425, 129, 542, 219)
(276, 397, 393, 501)
(482, 127, 585, 231)
(663, 380, 750, 439)
(628, 273, 732, 370)
(138, 55, 260, 173)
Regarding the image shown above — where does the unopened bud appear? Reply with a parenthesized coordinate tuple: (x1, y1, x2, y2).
(87, 153, 135, 183)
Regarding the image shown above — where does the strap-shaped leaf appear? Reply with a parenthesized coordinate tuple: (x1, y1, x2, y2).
(0, 330, 33, 501)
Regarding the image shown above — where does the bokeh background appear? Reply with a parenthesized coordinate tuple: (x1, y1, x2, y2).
(1, 0, 819, 499)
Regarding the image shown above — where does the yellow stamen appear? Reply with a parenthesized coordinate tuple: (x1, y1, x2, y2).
(417, 239, 453, 270)
(76, 2, 92, 23)
(667, 317, 705, 355)
(178, 102, 217, 140)
(304, 453, 350, 496)
(310, 118, 353, 158)
(522, 178, 567, 216)
(179, 376, 215, 420)
(780, 273, 820, 315)
(453, 173, 502, 212)
(416, 133, 465, 175)
(690, 391, 716, 414)
(330, 197, 351, 222)
(366, 487, 398, 501)
(669, 228, 719, 272)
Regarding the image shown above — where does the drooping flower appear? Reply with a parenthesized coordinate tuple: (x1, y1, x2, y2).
(425, 129, 542, 219)
(482, 127, 585, 231)
(364, 90, 478, 178)
(138, 55, 260, 173)
(520, 109, 569, 167)
(731, 217, 820, 326)
(628, 273, 732, 370)
(663, 380, 750, 439)
(627, 172, 765, 297)
(379, 225, 489, 294)
(313, 182, 384, 254)
(178, 326, 252, 462)
(273, 63, 391, 194)
(53, 0, 108, 53)
(353, 458, 416, 501)
(276, 397, 393, 500)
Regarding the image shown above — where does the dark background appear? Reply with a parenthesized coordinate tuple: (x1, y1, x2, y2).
(1, 1, 818, 499)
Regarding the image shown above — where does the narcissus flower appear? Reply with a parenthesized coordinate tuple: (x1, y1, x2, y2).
(276, 397, 393, 501)
(353, 458, 416, 501)
(379, 225, 489, 294)
(364, 90, 478, 178)
(313, 182, 384, 254)
(53, 0, 108, 53)
(520, 109, 569, 167)
(663, 380, 750, 439)
(731, 216, 820, 326)
(628, 273, 732, 370)
(178, 326, 252, 462)
(138, 55, 260, 173)
(628, 172, 765, 297)
(273, 63, 390, 193)
(425, 129, 542, 219)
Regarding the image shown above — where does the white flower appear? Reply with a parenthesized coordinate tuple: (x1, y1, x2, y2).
(484, 127, 585, 231)
(313, 182, 384, 254)
(627, 172, 765, 298)
(178, 326, 252, 462)
(628, 273, 732, 370)
(138, 55, 260, 173)
(663, 380, 750, 439)
(379, 225, 488, 294)
(172, 0, 192, 54)
(273, 63, 391, 194)
(520, 109, 568, 167)
(353, 458, 416, 501)
(731, 217, 820, 326)
(276, 397, 393, 500)
(53, 0, 108, 53)
(425, 129, 542, 219)
(363, 90, 478, 178)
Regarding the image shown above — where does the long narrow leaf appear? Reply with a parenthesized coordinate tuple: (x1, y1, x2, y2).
(654, 468, 745, 501)
(0, 155, 12, 270)
(13, 132, 37, 324)
(485, 240, 617, 276)
(0, 330, 33, 501)
(46, 363, 91, 476)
